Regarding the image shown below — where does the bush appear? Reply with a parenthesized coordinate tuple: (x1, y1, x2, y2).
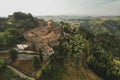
(9, 49, 18, 61)
(87, 46, 120, 80)
(32, 56, 40, 70)
(0, 58, 6, 72)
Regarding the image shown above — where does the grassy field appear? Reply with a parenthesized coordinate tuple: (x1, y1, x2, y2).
(62, 59, 103, 80)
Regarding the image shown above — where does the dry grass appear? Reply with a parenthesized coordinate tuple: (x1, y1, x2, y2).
(0, 53, 9, 58)
(62, 60, 103, 80)
(114, 59, 120, 67)
(10, 60, 35, 75)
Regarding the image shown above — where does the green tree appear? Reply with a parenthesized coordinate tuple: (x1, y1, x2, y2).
(9, 49, 18, 61)
(68, 34, 85, 57)
(87, 45, 120, 80)
(32, 56, 40, 70)
(0, 58, 6, 72)
(60, 22, 70, 33)
(13, 12, 30, 20)
(39, 49, 43, 62)
(0, 28, 24, 48)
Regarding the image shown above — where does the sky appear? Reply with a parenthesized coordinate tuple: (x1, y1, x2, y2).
(0, 0, 120, 16)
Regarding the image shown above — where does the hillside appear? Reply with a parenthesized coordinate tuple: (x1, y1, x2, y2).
(0, 12, 38, 50)
(39, 19, 120, 80)
(80, 19, 120, 56)
(0, 12, 120, 80)
(62, 57, 103, 80)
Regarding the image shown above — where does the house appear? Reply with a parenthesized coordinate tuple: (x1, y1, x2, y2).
(47, 20, 53, 26)
(42, 46, 54, 59)
(8, 15, 15, 22)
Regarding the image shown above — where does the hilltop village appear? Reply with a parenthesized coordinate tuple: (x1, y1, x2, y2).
(0, 12, 66, 79)
(23, 20, 64, 58)
(0, 12, 120, 80)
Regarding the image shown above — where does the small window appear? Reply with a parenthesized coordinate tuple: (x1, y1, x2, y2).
(51, 50, 53, 53)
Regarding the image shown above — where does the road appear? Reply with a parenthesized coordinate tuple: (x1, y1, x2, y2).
(7, 65, 35, 80)
(18, 51, 38, 54)
(17, 54, 39, 60)
(0, 50, 38, 54)
(0, 50, 9, 53)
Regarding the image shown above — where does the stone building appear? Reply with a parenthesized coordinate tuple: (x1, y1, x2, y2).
(23, 20, 63, 55)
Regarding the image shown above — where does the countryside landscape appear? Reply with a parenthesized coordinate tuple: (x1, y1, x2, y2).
(0, 0, 120, 80)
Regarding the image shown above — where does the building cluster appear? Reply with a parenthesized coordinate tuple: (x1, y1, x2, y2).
(23, 20, 63, 57)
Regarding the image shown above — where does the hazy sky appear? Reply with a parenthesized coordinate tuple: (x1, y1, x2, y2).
(0, 0, 120, 16)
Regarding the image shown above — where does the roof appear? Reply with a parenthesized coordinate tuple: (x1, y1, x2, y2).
(44, 46, 53, 51)
(43, 46, 54, 55)
(17, 44, 28, 50)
